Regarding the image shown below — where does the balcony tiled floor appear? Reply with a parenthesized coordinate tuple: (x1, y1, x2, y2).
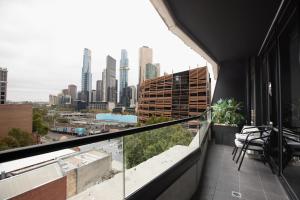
(192, 144, 289, 200)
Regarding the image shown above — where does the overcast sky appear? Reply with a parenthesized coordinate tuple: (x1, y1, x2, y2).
(0, 0, 207, 102)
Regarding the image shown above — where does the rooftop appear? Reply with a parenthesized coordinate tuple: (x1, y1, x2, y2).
(0, 163, 63, 200)
(59, 150, 109, 172)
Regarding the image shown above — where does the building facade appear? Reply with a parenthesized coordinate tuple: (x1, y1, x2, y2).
(102, 69, 106, 102)
(145, 63, 158, 80)
(0, 104, 33, 138)
(49, 95, 58, 106)
(105, 55, 117, 103)
(139, 46, 153, 84)
(138, 67, 210, 121)
(62, 89, 69, 96)
(88, 102, 115, 111)
(119, 49, 129, 104)
(81, 48, 92, 101)
(0, 67, 8, 104)
(129, 85, 137, 107)
(96, 80, 102, 102)
(91, 90, 97, 102)
(154, 63, 160, 77)
(68, 84, 77, 104)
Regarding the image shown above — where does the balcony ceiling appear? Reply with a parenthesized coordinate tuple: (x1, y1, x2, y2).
(165, 0, 282, 62)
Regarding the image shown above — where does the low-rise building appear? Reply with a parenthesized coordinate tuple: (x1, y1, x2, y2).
(0, 104, 32, 138)
(0, 163, 67, 200)
(59, 150, 112, 197)
(88, 101, 115, 111)
(0, 149, 112, 199)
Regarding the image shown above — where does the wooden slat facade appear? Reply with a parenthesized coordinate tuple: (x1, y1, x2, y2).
(138, 67, 210, 122)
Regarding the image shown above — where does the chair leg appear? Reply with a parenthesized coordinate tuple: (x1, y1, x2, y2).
(235, 142, 247, 163)
(232, 146, 236, 155)
(233, 147, 238, 161)
(238, 144, 249, 171)
(235, 147, 244, 163)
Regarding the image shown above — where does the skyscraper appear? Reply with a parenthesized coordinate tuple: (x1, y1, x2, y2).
(49, 95, 58, 105)
(91, 90, 97, 102)
(81, 48, 92, 101)
(139, 46, 153, 84)
(96, 80, 102, 102)
(106, 55, 117, 103)
(145, 63, 160, 80)
(62, 89, 69, 96)
(154, 63, 160, 77)
(0, 68, 7, 104)
(129, 85, 137, 107)
(119, 49, 129, 103)
(145, 63, 157, 80)
(102, 69, 106, 102)
(68, 84, 77, 104)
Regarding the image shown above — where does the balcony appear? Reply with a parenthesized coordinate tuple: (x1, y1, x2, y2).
(1, 0, 300, 199)
(0, 109, 291, 200)
(0, 111, 212, 200)
(193, 144, 288, 200)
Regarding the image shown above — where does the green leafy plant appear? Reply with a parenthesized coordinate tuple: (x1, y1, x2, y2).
(0, 128, 34, 151)
(33, 108, 49, 136)
(212, 98, 244, 126)
(125, 116, 193, 168)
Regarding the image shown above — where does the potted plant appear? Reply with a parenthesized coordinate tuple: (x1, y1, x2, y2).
(212, 98, 245, 146)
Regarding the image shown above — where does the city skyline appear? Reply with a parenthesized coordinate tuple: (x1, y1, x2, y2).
(0, 0, 207, 102)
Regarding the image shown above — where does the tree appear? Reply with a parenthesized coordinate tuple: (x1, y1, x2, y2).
(0, 128, 34, 151)
(0, 136, 19, 151)
(8, 128, 34, 147)
(124, 117, 194, 168)
(33, 108, 49, 136)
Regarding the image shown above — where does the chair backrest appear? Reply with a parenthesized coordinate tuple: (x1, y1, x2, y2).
(241, 126, 259, 132)
(241, 126, 260, 136)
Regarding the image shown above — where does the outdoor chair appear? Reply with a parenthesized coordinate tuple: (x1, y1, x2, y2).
(232, 125, 272, 170)
(232, 126, 267, 160)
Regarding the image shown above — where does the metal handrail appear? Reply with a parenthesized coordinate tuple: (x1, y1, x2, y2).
(0, 109, 211, 163)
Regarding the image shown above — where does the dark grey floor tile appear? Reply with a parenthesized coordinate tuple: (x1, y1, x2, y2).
(260, 173, 278, 184)
(216, 180, 239, 193)
(213, 190, 241, 200)
(194, 143, 287, 200)
(265, 192, 289, 200)
(240, 185, 266, 200)
(219, 174, 239, 185)
(262, 182, 286, 196)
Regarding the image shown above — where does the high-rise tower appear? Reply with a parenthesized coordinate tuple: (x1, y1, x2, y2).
(139, 46, 153, 84)
(81, 48, 92, 101)
(102, 69, 106, 102)
(119, 49, 129, 104)
(106, 55, 117, 103)
(68, 84, 77, 104)
(96, 80, 103, 102)
(0, 67, 7, 104)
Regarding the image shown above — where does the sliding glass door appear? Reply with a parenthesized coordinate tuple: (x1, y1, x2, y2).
(279, 5, 300, 198)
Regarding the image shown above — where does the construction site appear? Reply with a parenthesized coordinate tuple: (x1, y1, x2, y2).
(138, 66, 210, 122)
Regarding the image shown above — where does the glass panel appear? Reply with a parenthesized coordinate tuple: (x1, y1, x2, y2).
(267, 45, 280, 167)
(124, 114, 209, 197)
(280, 7, 300, 199)
(0, 138, 124, 200)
